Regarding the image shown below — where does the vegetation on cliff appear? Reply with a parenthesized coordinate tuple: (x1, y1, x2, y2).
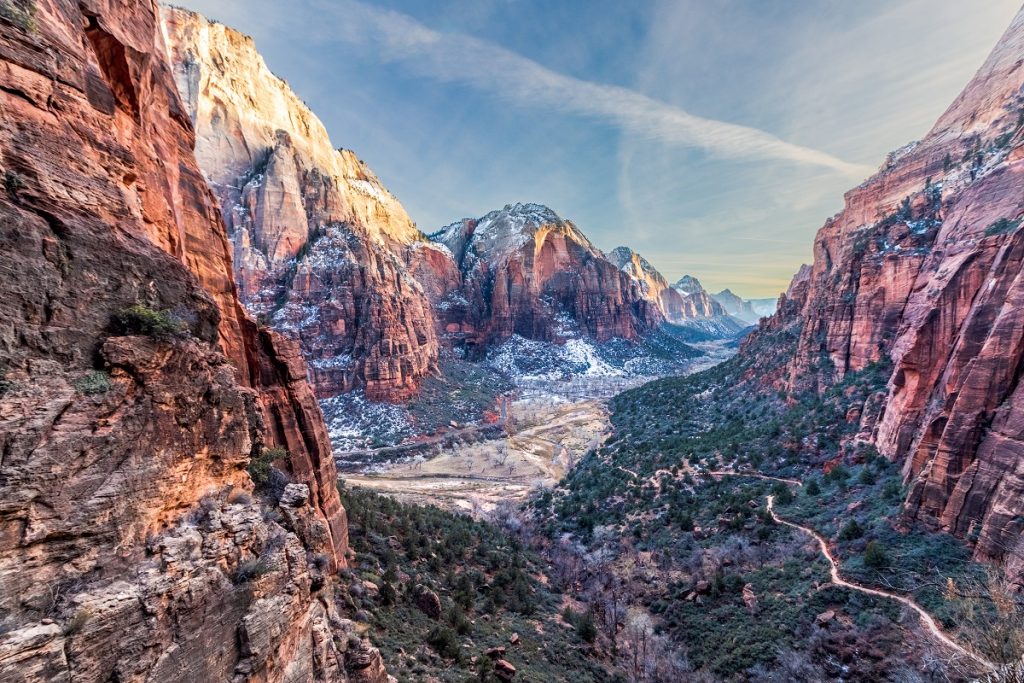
(530, 325, 1021, 679)
(338, 486, 613, 682)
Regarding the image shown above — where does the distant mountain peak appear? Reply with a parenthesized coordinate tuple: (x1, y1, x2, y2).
(608, 246, 657, 276)
(430, 203, 598, 268)
(673, 275, 704, 295)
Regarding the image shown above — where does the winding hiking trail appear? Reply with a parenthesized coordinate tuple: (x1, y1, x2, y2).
(709, 471, 992, 671)
(766, 494, 995, 672)
(708, 470, 803, 487)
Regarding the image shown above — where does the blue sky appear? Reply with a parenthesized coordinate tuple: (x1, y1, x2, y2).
(177, 0, 1021, 297)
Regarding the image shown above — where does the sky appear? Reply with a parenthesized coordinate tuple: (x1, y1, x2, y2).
(176, 0, 1021, 298)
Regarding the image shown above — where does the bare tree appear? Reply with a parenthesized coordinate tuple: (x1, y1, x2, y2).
(947, 570, 1024, 681)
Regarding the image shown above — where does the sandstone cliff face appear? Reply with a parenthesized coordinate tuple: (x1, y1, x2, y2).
(608, 247, 689, 322)
(163, 7, 443, 402)
(673, 275, 738, 320)
(431, 204, 662, 354)
(606, 251, 746, 340)
(0, 2, 386, 680)
(755, 8, 1024, 577)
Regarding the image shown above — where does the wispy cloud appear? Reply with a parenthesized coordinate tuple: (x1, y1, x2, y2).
(312, 0, 870, 176)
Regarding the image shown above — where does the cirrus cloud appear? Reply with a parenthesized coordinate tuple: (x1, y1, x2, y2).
(312, 0, 871, 177)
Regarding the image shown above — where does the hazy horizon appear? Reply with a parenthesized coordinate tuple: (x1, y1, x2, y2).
(176, 0, 1020, 298)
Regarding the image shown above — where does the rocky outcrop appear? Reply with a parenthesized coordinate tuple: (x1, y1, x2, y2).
(431, 204, 662, 354)
(0, 2, 382, 680)
(164, 7, 443, 402)
(752, 8, 1024, 578)
(608, 247, 689, 322)
(605, 252, 744, 339)
(711, 288, 776, 324)
(673, 276, 738, 320)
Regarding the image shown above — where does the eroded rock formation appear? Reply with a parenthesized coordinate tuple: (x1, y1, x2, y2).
(606, 251, 744, 339)
(164, 7, 443, 402)
(753, 8, 1024, 578)
(0, 2, 387, 680)
(431, 204, 662, 354)
(608, 247, 689, 322)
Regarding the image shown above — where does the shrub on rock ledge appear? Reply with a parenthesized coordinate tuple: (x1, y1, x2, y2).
(112, 305, 184, 341)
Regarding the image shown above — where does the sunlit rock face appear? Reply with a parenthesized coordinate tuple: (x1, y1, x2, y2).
(430, 204, 663, 354)
(604, 251, 746, 339)
(752, 8, 1024, 578)
(164, 7, 445, 403)
(607, 247, 689, 321)
(0, 1, 390, 679)
(672, 275, 727, 319)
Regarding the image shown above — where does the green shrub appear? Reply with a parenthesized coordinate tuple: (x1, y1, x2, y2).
(864, 541, 888, 568)
(248, 447, 289, 489)
(826, 465, 850, 484)
(4, 169, 24, 195)
(985, 218, 1022, 237)
(426, 625, 461, 660)
(74, 370, 111, 395)
(113, 305, 183, 340)
(772, 481, 794, 505)
(839, 520, 864, 541)
(447, 606, 472, 636)
(232, 558, 272, 584)
(804, 479, 820, 496)
(0, 368, 13, 395)
(576, 610, 597, 643)
(0, 0, 36, 32)
(563, 607, 598, 643)
(379, 581, 396, 606)
(63, 608, 92, 635)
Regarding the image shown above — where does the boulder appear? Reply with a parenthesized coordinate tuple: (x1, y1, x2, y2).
(495, 659, 517, 681)
(412, 585, 442, 620)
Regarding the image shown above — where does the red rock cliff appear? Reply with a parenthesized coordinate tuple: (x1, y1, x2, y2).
(163, 7, 442, 403)
(0, 1, 386, 679)
(754, 8, 1024, 578)
(432, 204, 662, 354)
(607, 247, 690, 322)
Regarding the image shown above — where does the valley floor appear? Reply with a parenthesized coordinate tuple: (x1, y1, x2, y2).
(342, 397, 609, 513)
(342, 340, 737, 514)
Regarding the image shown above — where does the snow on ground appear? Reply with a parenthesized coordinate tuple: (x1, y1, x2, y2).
(321, 391, 415, 452)
(485, 334, 626, 383)
(484, 331, 700, 389)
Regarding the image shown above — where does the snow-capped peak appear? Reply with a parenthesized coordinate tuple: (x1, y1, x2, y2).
(475, 203, 564, 235)
(430, 202, 600, 267)
(673, 275, 704, 295)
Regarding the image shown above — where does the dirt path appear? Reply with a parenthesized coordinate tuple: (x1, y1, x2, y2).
(708, 470, 802, 486)
(707, 470, 992, 671)
(766, 495, 994, 672)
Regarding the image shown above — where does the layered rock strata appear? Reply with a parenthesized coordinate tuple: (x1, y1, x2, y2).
(0, 1, 386, 680)
(753, 8, 1024, 578)
(431, 204, 662, 354)
(164, 7, 442, 402)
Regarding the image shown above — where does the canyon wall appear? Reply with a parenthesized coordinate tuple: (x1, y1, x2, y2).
(432, 204, 662, 354)
(0, 1, 387, 680)
(756, 8, 1024, 578)
(164, 10, 697, 391)
(608, 247, 689, 322)
(164, 7, 443, 402)
(672, 275, 742, 322)
(607, 251, 745, 338)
